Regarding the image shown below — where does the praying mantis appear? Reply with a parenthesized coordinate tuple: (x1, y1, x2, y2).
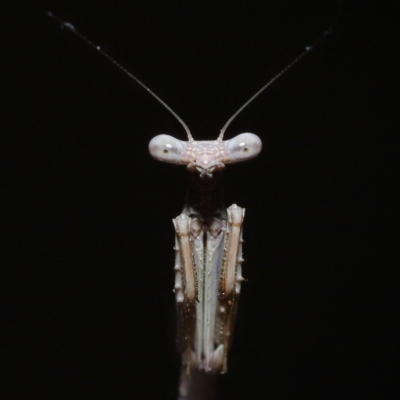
(47, 12, 331, 399)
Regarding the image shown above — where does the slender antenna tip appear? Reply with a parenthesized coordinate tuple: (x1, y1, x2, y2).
(46, 11, 75, 31)
(63, 22, 75, 31)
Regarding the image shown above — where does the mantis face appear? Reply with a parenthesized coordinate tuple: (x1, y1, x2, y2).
(149, 133, 262, 177)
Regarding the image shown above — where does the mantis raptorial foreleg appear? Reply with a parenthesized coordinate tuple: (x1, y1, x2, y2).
(173, 204, 245, 374)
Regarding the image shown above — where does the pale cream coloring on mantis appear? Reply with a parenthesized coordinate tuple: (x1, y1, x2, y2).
(47, 12, 331, 399)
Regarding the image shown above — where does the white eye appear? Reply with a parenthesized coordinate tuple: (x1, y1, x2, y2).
(226, 133, 262, 162)
(149, 134, 185, 164)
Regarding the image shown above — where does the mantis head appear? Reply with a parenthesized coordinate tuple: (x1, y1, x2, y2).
(149, 133, 262, 178)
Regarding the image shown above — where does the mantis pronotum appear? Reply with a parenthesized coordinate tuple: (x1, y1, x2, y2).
(48, 12, 331, 399)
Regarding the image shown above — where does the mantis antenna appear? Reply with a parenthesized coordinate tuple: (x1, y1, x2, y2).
(218, 27, 332, 140)
(46, 11, 194, 141)
(47, 11, 332, 142)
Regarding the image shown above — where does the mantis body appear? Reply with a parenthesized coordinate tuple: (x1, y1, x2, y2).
(149, 133, 261, 399)
(150, 132, 261, 375)
(47, 11, 331, 399)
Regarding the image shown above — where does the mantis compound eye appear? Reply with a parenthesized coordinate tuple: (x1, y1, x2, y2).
(149, 134, 185, 164)
(226, 133, 262, 162)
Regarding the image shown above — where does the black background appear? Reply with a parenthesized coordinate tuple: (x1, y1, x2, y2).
(2, 1, 398, 399)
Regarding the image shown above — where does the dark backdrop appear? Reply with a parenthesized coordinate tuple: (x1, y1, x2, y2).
(2, 1, 397, 398)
